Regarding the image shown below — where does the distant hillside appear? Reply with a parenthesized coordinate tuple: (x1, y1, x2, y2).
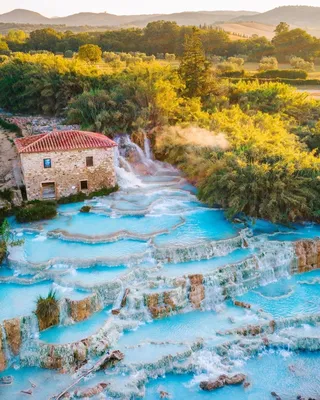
(219, 22, 276, 40)
(0, 9, 49, 24)
(234, 6, 320, 30)
(0, 9, 258, 28)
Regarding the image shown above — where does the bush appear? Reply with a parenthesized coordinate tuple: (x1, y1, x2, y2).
(256, 69, 308, 79)
(80, 205, 91, 213)
(64, 50, 74, 59)
(35, 290, 60, 331)
(259, 56, 278, 71)
(15, 200, 57, 223)
(227, 57, 244, 66)
(290, 56, 314, 72)
(0, 117, 22, 136)
(58, 185, 119, 204)
(220, 70, 246, 78)
(0, 241, 6, 264)
(216, 61, 238, 74)
(78, 44, 102, 63)
(165, 53, 176, 62)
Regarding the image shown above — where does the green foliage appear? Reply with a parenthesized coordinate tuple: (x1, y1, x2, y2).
(80, 205, 91, 213)
(290, 56, 314, 72)
(155, 104, 320, 224)
(35, 290, 60, 330)
(256, 69, 308, 79)
(78, 44, 102, 63)
(58, 185, 118, 204)
(272, 28, 320, 61)
(259, 56, 278, 71)
(179, 28, 212, 98)
(15, 200, 57, 223)
(0, 117, 22, 136)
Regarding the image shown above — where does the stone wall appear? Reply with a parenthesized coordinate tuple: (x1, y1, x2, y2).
(294, 239, 320, 273)
(20, 148, 116, 200)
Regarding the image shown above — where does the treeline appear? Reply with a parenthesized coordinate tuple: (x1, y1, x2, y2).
(1, 21, 320, 61)
(1, 28, 320, 223)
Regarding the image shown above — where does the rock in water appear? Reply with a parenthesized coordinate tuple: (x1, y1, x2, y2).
(160, 390, 170, 398)
(0, 376, 13, 385)
(271, 392, 282, 400)
(74, 382, 109, 398)
(200, 374, 246, 391)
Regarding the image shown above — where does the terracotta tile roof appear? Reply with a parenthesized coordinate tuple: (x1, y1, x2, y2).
(15, 130, 117, 154)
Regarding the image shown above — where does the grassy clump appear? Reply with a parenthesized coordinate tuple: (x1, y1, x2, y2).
(35, 289, 60, 331)
(0, 241, 7, 264)
(15, 200, 57, 223)
(58, 185, 119, 204)
(80, 205, 91, 213)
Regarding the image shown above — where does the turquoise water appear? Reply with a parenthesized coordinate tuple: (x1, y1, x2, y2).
(236, 270, 320, 318)
(145, 351, 320, 400)
(0, 281, 88, 321)
(1, 139, 320, 399)
(116, 304, 263, 349)
(39, 307, 112, 344)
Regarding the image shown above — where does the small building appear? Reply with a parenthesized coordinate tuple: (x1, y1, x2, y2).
(15, 130, 117, 201)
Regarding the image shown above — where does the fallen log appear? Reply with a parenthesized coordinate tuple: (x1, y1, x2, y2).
(52, 350, 124, 400)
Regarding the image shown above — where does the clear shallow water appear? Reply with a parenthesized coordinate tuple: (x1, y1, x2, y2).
(0, 281, 88, 321)
(39, 307, 112, 344)
(9, 232, 148, 265)
(154, 209, 239, 247)
(2, 136, 320, 399)
(59, 265, 128, 287)
(145, 351, 320, 400)
(236, 271, 320, 318)
(158, 248, 254, 278)
(37, 212, 184, 239)
(116, 304, 263, 349)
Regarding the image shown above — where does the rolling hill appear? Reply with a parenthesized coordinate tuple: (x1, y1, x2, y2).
(234, 6, 320, 30)
(0, 9, 258, 27)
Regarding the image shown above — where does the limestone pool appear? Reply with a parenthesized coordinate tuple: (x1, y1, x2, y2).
(0, 136, 319, 399)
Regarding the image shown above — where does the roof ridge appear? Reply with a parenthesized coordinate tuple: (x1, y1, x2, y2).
(19, 131, 51, 153)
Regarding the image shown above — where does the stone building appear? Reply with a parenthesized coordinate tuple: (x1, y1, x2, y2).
(15, 130, 117, 201)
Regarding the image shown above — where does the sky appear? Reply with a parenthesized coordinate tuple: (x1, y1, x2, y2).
(1, 0, 320, 17)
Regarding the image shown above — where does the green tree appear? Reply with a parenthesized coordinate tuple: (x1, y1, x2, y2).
(274, 22, 290, 35)
(78, 44, 102, 63)
(179, 28, 211, 98)
(28, 28, 62, 52)
(272, 28, 320, 61)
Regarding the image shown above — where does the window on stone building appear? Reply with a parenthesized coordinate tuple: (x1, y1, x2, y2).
(43, 158, 52, 168)
(86, 156, 93, 167)
(80, 180, 88, 190)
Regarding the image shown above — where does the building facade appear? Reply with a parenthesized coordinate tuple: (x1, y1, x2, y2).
(15, 130, 117, 201)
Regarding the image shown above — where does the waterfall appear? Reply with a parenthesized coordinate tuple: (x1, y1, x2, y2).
(203, 276, 225, 311)
(144, 132, 152, 160)
(114, 146, 143, 188)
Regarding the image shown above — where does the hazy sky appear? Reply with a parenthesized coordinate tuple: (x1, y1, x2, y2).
(1, 0, 320, 17)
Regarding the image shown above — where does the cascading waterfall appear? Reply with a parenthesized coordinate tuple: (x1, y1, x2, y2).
(202, 276, 225, 311)
(143, 132, 152, 160)
(114, 145, 144, 188)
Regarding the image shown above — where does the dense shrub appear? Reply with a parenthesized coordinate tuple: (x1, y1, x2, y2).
(290, 56, 314, 72)
(0, 117, 22, 136)
(58, 185, 119, 204)
(15, 200, 57, 223)
(256, 69, 308, 79)
(259, 56, 278, 71)
(220, 70, 246, 78)
(80, 205, 91, 213)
